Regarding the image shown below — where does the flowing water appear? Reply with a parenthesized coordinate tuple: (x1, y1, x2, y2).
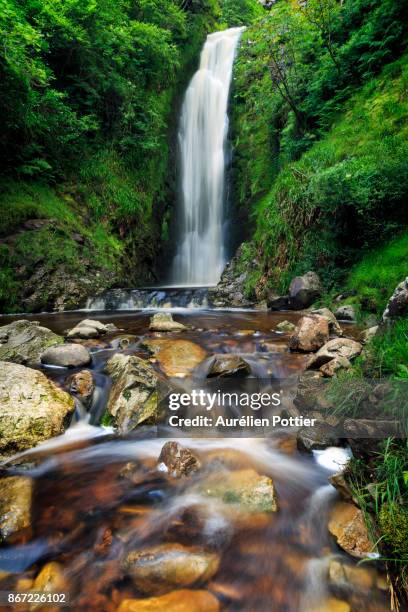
(0, 308, 389, 611)
(170, 27, 244, 286)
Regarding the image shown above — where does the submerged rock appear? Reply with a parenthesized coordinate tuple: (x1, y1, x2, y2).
(41, 343, 91, 368)
(306, 338, 362, 370)
(143, 338, 207, 377)
(122, 544, 220, 594)
(0, 320, 63, 366)
(288, 271, 322, 309)
(149, 313, 187, 332)
(289, 315, 329, 352)
(328, 559, 374, 592)
(328, 502, 375, 559)
(276, 320, 296, 332)
(0, 476, 32, 542)
(117, 590, 220, 612)
(309, 597, 350, 612)
(106, 354, 163, 432)
(158, 442, 201, 478)
(334, 305, 356, 321)
(32, 562, 69, 598)
(207, 354, 251, 378)
(382, 276, 408, 320)
(0, 362, 75, 455)
(195, 469, 277, 513)
(66, 370, 94, 406)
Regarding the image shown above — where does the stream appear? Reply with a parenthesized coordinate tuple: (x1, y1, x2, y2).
(0, 306, 389, 611)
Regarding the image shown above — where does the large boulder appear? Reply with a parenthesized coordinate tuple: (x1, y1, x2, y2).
(67, 319, 118, 339)
(382, 277, 408, 321)
(0, 362, 75, 455)
(149, 313, 187, 332)
(158, 442, 201, 478)
(207, 354, 251, 378)
(267, 293, 290, 311)
(306, 338, 363, 370)
(0, 476, 32, 542)
(0, 320, 63, 366)
(41, 343, 91, 368)
(122, 544, 220, 594)
(106, 354, 163, 432)
(142, 339, 207, 377)
(328, 502, 375, 559)
(117, 590, 220, 612)
(289, 315, 329, 352)
(289, 271, 322, 309)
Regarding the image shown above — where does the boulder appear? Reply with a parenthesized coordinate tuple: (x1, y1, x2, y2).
(334, 305, 356, 321)
(106, 354, 162, 433)
(67, 319, 117, 339)
(207, 355, 251, 378)
(382, 277, 408, 320)
(117, 590, 220, 612)
(329, 472, 355, 503)
(320, 356, 351, 377)
(0, 476, 32, 542)
(311, 308, 343, 336)
(276, 320, 296, 332)
(158, 442, 201, 478)
(328, 559, 374, 592)
(289, 315, 329, 352)
(195, 469, 277, 513)
(41, 343, 91, 368)
(66, 370, 94, 407)
(0, 320, 63, 366)
(267, 293, 290, 311)
(328, 502, 375, 558)
(143, 338, 206, 377)
(288, 271, 322, 309)
(0, 362, 75, 455)
(306, 338, 363, 370)
(122, 544, 220, 594)
(361, 326, 378, 343)
(149, 313, 187, 332)
(297, 426, 340, 452)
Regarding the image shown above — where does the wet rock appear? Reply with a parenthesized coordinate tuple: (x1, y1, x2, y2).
(195, 469, 277, 513)
(276, 320, 296, 332)
(67, 319, 118, 339)
(328, 502, 375, 558)
(328, 559, 374, 592)
(149, 313, 187, 332)
(382, 276, 408, 320)
(0, 320, 63, 366)
(207, 243, 259, 308)
(311, 308, 343, 336)
(122, 544, 220, 594)
(296, 426, 340, 452)
(267, 293, 290, 311)
(117, 590, 220, 612)
(306, 338, 363, 370)
(334, 305, 356, 321)
(0, 362, 75, 455)
(329, 472, 355, 503)
(320, 356, 351, 378)
(207, 355, 251, 378)
(32, 562, 69, 600)
(289, 315, 329, 352)
(106, 354, 163, 432)
(158, 442, 201, 478)
(143, 338, 207, 377)
(289, 271, 322, 309)
(0, 476, 32, 542)
(361, 326, 378, 343)
(41, 343, 91, 368)
(309, 597, 350, 612)
(66, 370, 94, 406)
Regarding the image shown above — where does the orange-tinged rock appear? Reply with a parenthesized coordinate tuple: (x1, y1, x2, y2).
(143, 339, 207, 377)
(117, 590, 220, 612)
(328, 502, 375, 558)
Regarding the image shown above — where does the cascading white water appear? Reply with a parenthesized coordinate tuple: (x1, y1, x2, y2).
(170, 27, 245, 286)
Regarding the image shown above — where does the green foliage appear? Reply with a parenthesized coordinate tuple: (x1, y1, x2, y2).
(363, 318, 408, 379)
(219, 0, 263, 27)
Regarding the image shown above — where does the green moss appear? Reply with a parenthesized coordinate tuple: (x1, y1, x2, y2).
(100, 411, 114, 428)
(379, 502, 408, 561)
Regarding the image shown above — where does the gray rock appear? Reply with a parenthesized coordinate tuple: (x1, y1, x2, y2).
(0, 476, 32, 542)
(289, 271, 322, 309)
(207, 354, 251, 378)
(335, 305, 356, 321)
(361, 326, 378, 343)
(149, 313, 187, 332)
(297, 427, 340, 452)
(0, 320, 63, 366)
(67, 319, 117, 339)
(106, 354, 165, 433)
(306, 338, 363, 370)
(208, 243, 259, 308)
(41, 343, 91, 367)
(0, 362, 75, 455)
(382, 277, 408, 321)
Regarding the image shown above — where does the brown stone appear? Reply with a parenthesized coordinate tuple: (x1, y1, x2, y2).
(289, 315, 329, 352)
(306, 338, 363, 370)
(116, 590, 220, 612)
(158, 441, 201, 478)
(207, 354, 251, 378)
(0, 476, 32, 542)
(67, 370, 94, 406)
(328, 502, 375, 558)
(143, 339, 207, 377)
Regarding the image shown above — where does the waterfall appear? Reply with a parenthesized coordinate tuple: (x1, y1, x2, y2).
(170, 27, 245, 287)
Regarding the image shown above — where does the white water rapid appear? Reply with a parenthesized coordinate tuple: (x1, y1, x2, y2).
(170, 27, 245, 286)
